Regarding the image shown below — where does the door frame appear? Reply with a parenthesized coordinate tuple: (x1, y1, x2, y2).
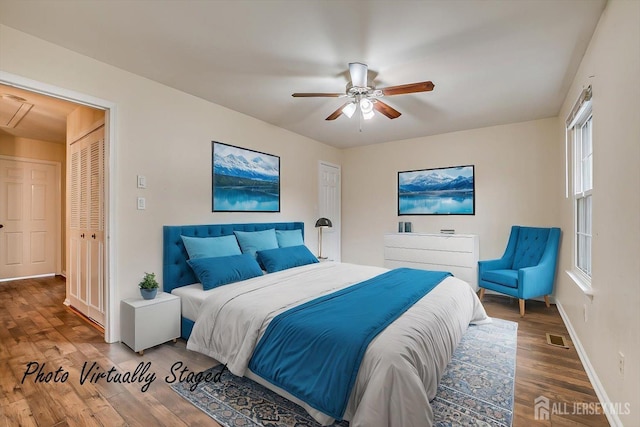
(0, 71, 118, 343)
(0, 155, 61, 280)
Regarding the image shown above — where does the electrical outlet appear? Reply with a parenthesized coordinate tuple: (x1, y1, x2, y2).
(137, 197, 146, 210)
(618, 352, 624, 375)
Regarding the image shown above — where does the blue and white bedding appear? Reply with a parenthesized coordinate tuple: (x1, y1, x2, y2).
(249, 268, 452, 419)
(186, 261, 488, 427)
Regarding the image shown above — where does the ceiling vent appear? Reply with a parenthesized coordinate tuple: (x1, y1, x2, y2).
(1, 94, 34, 128)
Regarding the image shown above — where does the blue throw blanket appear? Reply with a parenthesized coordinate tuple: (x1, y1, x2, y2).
(248, 268, 452, 419)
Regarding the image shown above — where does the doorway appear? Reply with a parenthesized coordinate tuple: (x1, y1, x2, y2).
(0, 73, 115, 342)
(318, 161, 341, 261)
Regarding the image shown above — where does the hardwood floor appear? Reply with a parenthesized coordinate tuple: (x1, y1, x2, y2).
(481, 294, 609, 426)
(0, 276, 609, 426)
(0, 276, 217, 427)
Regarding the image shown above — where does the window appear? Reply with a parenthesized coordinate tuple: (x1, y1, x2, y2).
(575, 114, 592, 276)
(567, 86, 592, 283)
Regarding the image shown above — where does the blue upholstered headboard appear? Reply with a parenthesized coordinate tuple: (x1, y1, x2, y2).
(162, 222, 305, 293)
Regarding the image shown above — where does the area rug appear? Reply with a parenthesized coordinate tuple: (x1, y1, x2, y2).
(171, 318, 517, 427)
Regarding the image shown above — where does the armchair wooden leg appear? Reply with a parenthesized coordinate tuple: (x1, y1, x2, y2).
(544, 295, 550, 308)
(478, 288, 485, 301)
(519, 299, 525, 317)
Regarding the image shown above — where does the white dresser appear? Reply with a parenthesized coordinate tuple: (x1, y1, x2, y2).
(383, 233, 479, 290)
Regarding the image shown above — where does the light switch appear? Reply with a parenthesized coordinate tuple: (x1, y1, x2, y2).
(137, 175, 147, 189)
(137, 197, 146, 210)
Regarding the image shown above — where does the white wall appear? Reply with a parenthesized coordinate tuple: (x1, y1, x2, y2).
(554, 1, 640, 424)
(341, 117, 561, 266)
(0, 25, 342, 341)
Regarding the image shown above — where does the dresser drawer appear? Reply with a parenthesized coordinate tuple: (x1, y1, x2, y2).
(383, 233, 479, 290)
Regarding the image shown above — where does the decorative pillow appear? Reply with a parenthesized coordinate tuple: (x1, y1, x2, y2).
(187, 254, 263, 290)
(276, 229, 304, 248)
(181, 235, 241, 259)
(233, 229, 279, 259)
(257, 245, 319, 273)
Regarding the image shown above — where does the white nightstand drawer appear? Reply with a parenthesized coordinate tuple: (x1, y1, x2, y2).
(121, 292, 180, 354)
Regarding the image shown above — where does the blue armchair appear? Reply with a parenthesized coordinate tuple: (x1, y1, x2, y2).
(478, 226, 561, 316)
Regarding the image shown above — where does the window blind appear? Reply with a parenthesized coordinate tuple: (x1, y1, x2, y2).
(566, 85, 592, 129)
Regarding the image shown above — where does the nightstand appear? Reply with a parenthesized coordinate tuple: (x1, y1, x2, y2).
(120, 292, 180, 355)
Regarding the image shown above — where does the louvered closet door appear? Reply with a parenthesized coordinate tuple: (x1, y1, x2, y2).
(68, 126, 105, 325)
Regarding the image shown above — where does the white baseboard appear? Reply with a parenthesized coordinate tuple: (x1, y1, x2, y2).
(0, 273, 56, 282)
(555, 300, 619, 427)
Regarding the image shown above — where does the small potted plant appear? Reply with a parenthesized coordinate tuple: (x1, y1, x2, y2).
(138, 272, 159, 300)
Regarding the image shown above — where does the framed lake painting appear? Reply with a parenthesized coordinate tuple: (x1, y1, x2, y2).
(212, 142, 280, 212)
(398, 165, 475, 215)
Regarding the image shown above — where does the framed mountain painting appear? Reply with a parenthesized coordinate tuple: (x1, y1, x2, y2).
(398, 165, 475, 215)
(212, 142, 280, 212)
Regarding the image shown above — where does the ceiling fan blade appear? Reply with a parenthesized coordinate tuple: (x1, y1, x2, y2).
(373, 100, 402, 119)
(380, 81, 434, 96)
(349, 62, 368, 88)
(292, 93, 343, 97)
(325, 103, 350, 121)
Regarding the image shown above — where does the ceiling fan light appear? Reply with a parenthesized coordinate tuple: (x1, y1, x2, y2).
(360, 98, 374, 114)
(362, 109, 375, 120)
(342, 102, 357, 118)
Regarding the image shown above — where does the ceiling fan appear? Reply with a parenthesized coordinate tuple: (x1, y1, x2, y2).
(292, 62, 434, 121)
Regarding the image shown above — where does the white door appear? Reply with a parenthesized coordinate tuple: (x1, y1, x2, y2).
(0, 158, 58, 280)
(68, 126, 105, 325)
(318, 161, 341, 261)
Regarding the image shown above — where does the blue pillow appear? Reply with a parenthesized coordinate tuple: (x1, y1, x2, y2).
(181, 235, 241, 259)
(257, 245, 319, 273)
(187, 254, 263, 290)
(276, 229, 304, 248)
(233, 229, 279, 259)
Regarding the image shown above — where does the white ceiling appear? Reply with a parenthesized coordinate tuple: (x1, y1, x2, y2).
(0, 0, 606, 148)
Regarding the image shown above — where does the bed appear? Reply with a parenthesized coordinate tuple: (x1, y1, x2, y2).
(163, 222, 488, 427)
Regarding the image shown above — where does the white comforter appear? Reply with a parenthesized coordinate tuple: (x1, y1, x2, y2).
(187, 262, 488, 427)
